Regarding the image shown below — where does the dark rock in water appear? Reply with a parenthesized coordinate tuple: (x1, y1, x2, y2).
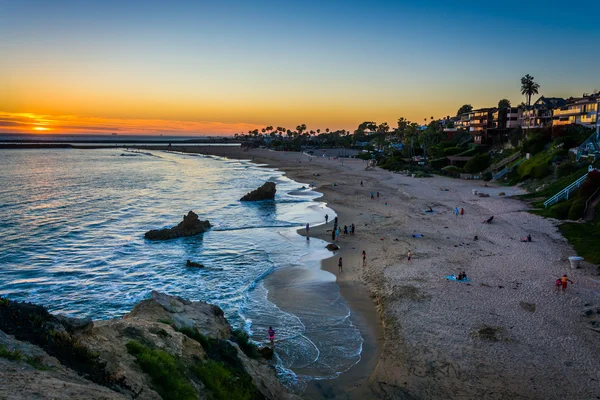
(145, 211, 211, 240)
(259, 346, 274, 360)
(186, 260, 204, 268)
(326, 244, 339, 251)
(240, 182, 276, 201)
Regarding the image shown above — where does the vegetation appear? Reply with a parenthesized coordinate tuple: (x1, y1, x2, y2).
(0, 344, 23, 361)
(456, 104, 473, 116)
(560, 222, 600, 264)
(0, 297, 126, 390)
(498, 99, 511, 109)
(231, 329, 261, 359)
(464, 153, 491, 173)
(520, 74, 540, 106)
(126, 341, 197, 400)
(192, 360, 262, 400)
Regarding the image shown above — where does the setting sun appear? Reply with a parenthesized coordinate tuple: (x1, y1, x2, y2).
(32, 126, 50, 131)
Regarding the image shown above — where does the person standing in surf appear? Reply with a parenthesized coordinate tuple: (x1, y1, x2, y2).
(268, 327, 275, 345)
(325, 214, 329, 224)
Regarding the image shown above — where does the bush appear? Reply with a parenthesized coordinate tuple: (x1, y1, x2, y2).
(443, 147, 463, 156)
(568, 199, 586, 220)
(546, 201, 573, 220)
(464, 153, 491, 173)
(560, 222, 600, 264)
(428, 157, 448, 170)
(0, 344, 23, 361)
(533, 163, 551, 180)
(192, 360, 261, 400)
(557, 162, 580, 178)
(126, 341, 197, 400)
(482, 171, 493, 181)
(231, 329, 260, 359)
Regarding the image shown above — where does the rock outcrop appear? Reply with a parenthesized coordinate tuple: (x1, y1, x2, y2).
(0, 292, 300, 400)
(326, 243, 340, 251)
(240, 182, 276, 201)
(144, 211, 211, 240)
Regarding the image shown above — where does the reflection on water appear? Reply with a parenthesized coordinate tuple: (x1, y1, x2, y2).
(0, 148, 361, 390)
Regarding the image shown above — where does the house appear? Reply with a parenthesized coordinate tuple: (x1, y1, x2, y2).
(469, 108, 494, 144)
(553, 94, 600, 128)
(521, 96, 566, 129)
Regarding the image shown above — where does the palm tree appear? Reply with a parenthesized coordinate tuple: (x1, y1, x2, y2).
(520, 74, 540, 106)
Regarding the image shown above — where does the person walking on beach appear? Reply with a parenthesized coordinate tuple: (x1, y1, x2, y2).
(362, 250, 366, 266)
(331, 228, 336, 241)
(360, 180, 363, 187)
(377, 191, 380, 199)
(351, 223, 355, 235)
(335, 227, 340, 241)
(334, 216, 338, 225)
(371, 191, 375, 199)
(407, 250, 412, 262)
(560, 274, 574, 291)
(338, 257, 343, 273)
(325, 214, 329, 224)
(343, 225, 348, 235)
(268, 326, 275, 345)
(460, 207, 464, 216)
(454, 207, 459, 217)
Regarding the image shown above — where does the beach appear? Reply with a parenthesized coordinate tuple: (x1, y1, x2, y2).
(142, 145, 600, 400)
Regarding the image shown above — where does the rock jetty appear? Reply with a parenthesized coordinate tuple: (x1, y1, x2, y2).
(0, 292, 299, 400)
(240, 182, 276, 201)
(144, 211, 211, 240)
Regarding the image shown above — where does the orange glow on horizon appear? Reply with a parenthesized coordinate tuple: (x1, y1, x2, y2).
(0, 112, 265, 136)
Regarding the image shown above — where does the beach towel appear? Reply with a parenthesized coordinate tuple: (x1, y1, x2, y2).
(412, 234, 424, 238)
(423, 210, 435, 214)
(445, 275, 471, 282)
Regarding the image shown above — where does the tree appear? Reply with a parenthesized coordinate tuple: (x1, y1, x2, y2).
(498, 99, 511, 109)
(456, 104, 473, 116)
(296, 124, 307, 135)
(377, 122, 390, 134)
(520, 74, 540, 106)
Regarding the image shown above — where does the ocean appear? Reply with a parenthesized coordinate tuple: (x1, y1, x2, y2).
(0, 147, 362, 391)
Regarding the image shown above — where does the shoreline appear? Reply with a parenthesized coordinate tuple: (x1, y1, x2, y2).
(157, 146, 386, 398)
(143, 145, 600, 399)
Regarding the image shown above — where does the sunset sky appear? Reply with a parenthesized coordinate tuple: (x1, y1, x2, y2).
(1, 0, 599, 136)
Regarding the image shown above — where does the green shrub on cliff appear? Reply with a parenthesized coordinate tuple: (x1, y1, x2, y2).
(126, 341, 197, 400)
(0, 344, 23, 361)
(231, 329, 260, 359)
(192, 360, 262, 400)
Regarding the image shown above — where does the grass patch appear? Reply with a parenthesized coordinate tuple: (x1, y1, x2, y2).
(192, 360, 263, 400)
(175, 327, 210, 349)
(0, 297, 126, 390)
(126, 340, 197, 400)
(559, 223, 600, 264)
(231, 329, 260, 359)
(0, 344, 23, 361)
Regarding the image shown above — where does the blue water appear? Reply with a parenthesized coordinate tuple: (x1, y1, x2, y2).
(0, 148, 362, 390)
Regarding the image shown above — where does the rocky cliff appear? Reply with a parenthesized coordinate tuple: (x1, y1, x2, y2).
(0, 292, 299, 400)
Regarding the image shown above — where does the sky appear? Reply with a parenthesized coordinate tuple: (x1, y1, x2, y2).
(1, 0, 599, 136)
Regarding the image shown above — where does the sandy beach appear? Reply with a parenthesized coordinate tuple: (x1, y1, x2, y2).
(143, 145, 600, 400)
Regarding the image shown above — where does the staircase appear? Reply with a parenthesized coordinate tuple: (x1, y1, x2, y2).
(575, 131, 600, 161)
(544, 165, 597, 208)
(493, 158, 526, 180)
(486, 152, 522, 173)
